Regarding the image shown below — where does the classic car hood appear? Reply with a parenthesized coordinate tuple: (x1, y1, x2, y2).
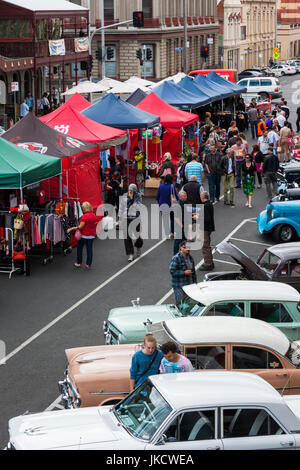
(108, 304, 180, 340)
(8, 407, 122, 450)
(66, 344, 140, 376)
(216, 241, 269, 280)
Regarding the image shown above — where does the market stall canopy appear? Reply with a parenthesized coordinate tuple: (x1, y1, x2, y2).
(2, 113, 97, 157)
(62, 80, 109, 96)
(152, 80, 207, 110)
(149, 72, 187, 89)
(193, 74, 234, 100)
(126, 88, 149, 106)
(207, 71, 247, 94)
(81, 93, 160, 129)
(97, 78, 122, 89)
(40, 92, 90, 124)
(125, 76, 155, 87)
(0, 137, 61, 189)
(106, 82, 150, 94)
(136, 92, 199, 128)
(38, 105, 127, 148)
(177, 76, 213, 105)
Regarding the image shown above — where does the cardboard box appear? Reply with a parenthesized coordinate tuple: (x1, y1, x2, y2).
(144, 178, 160, 197)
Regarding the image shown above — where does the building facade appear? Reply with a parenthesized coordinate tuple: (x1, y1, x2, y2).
(218, 0, 242, 71)
(84, 0, 219, 80)
(277, 1, 300, 60)
(239, 0, 276, 70)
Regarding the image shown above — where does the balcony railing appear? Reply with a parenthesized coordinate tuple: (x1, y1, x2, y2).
(0, 38, 83, 59)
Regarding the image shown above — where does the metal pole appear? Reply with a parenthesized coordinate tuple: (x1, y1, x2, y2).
(274, 1, 278, 51)
(101, 0, 105, 79)
(183, 0, 188, 74)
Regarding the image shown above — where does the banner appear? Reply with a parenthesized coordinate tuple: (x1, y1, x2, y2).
(49, 39, 66, 56)
(74, 37, 89, 53)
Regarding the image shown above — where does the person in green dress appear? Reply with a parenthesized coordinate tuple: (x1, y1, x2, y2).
(242, 154, 257, 208)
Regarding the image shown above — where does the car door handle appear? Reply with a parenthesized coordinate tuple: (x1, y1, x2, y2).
(280, 441, 294, 447)
(206, 446, 221, 450)
(276, 373, 288, 377)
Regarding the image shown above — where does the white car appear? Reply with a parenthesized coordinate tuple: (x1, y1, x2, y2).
(6, 372, 300, 450)
(271, 64, 297, 76)
(237, 77, 282, 99)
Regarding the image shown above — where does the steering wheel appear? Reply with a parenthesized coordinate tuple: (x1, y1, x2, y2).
(143, 402, 157, 424)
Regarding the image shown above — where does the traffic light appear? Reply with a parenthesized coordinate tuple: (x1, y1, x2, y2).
(136, 48, 143, 65)
(133, 11, 144, 28)
(201, 45, 209, 60)
(107, 47, 114, 60)
(95, 49, 102, 61)
(146, 48, 152, 61)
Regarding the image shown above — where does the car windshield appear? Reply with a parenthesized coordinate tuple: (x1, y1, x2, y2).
(177, 295, 205, 317)
(257, 250, 281, 274)
(114, 380, 172, 441)
(286, 341, 300, 367)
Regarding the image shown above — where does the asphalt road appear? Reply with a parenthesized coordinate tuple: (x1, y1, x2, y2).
(0, 75, 299, 448)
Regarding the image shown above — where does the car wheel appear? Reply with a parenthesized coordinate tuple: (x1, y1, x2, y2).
(273, 224, 295, 243)
(260, 92, 269, 100)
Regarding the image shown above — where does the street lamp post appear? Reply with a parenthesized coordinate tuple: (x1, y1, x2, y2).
(183, 0, 188, 74)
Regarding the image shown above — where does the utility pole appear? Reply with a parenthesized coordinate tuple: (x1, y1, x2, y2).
(183, 0, 188, 73)
(274, 0, 278, 50)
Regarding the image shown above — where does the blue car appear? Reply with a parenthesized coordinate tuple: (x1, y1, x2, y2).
(257, 200, 300, 243)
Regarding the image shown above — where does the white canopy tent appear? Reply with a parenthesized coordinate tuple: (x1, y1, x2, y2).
(149, 72, 187, 89)
(97, 78, 123, 89)
(62, 80, 109, 96)
(106, 82, 150, 94)
(125, 76, 155, 87)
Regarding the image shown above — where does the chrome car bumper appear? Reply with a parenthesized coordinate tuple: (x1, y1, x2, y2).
(58, 373, 81, 409)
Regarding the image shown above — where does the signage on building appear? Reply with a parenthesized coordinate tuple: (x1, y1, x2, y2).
(207, 38, 214, 45)
(49, 39, 66, 56)
(11, 82, 19, 92)
(75, 37, 89, 53)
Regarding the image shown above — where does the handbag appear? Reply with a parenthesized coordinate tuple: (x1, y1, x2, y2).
(14, 216, 24, 230)
(75, 229, 82, 241)
(12, 241, 26, 260)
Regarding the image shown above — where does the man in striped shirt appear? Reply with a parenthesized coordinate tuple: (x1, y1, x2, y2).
(184, 153, 205, 185)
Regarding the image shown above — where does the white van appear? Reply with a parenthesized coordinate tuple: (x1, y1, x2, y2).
(237, 77, 282, 100)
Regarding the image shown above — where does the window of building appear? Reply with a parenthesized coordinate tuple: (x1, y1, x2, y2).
(241, 26, 246, 41)
(222, 408, 285, 438)
(104, 0, 114, 20)
(143, 0, 153, 19)
(141, 44, 155, 78)
(232, 347, 283, 370)
(71, 62, 86, 78)
(105, 45, 117, 78)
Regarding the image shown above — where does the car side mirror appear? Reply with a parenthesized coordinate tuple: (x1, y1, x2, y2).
(156, 434, 167, 446)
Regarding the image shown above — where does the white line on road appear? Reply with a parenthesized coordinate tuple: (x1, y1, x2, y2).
(0, 238, 167, 366)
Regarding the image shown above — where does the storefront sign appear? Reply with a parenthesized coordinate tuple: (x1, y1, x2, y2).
(49, 39, 66, 56)
(11, 81, 19, 92)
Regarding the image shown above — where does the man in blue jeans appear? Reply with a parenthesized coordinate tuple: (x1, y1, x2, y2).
(203, 144, 223, 202)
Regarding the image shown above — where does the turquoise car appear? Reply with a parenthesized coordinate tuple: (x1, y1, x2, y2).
(257, 200, 300, 243)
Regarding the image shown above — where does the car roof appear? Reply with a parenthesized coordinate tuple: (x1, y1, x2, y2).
(268, 242, 300, 260)
(150, 371, 283, 409)
(183, 281, 300, 304)
(161, 317, 290, 354)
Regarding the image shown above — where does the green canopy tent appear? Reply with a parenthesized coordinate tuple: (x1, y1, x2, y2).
(0, 138, 62, 201)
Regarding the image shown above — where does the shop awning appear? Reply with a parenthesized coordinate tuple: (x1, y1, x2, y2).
(81, 93, 160, 129)
(152, 80, 207, 110)
(39, 105, 128, 149)
(136, 92, 199, 128)
(207, 71, 247, 94)
(0, 137, 61, 189)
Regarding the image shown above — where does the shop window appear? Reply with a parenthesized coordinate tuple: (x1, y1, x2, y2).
(141, 44, 155, 78)
(71, 62, 86, 78)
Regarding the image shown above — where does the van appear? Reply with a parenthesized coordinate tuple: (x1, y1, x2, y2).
(237, 77, 282, 100)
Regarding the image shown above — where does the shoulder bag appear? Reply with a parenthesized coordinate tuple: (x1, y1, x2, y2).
(135, 350, 159, 386)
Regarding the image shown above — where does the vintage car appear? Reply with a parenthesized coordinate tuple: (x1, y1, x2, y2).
(8, 372, 300, 449)
(103, 281, 300, 346)
(272, 187, 300, 202)
(203, 241, 300, 292)
(276, 162, 300, 189)
(257, 200, 300, 243)
(59, 316, 300, 409)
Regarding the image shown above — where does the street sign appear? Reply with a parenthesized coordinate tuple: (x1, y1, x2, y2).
(273, 52, 280, 60)
(207, 38, 214, 45)
(175, 47, 183, 51)
(273, 47, 279, 54)
(11, 81, 19, 92)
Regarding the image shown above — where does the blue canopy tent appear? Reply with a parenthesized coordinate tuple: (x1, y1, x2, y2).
(81, 93, 160, 177)
(176, 76, 213, 104)
(81, 93, 160, 129)
(206, 72, 247, 95)
(126, 88, 149, 106)
(193, 74, 233, 100)
(152, 80, 209, 110)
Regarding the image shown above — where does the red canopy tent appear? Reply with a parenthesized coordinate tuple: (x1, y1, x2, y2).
(136, 92, 199, 167)
(40, 92, 91, 120)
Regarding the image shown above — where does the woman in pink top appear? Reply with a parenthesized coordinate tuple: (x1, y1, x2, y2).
(67, 201, 97, 269)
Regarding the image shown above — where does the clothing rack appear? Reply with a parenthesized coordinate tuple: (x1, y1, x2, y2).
(0, 228, 22, 279)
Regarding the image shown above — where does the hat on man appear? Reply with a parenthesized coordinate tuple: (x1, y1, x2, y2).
(128, 184, 137, 192)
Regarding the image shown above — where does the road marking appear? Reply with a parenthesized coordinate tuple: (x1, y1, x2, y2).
(0, 237, 167, 366)
(230, 237, 272, 247)
(213, 259, 240, 267)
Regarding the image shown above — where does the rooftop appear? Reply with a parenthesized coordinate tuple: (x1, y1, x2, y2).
(1, 0, 87, 12)
(151, 371, 283, 410)
(161, 316, 290, 354)
(183, 281, 300, 304)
